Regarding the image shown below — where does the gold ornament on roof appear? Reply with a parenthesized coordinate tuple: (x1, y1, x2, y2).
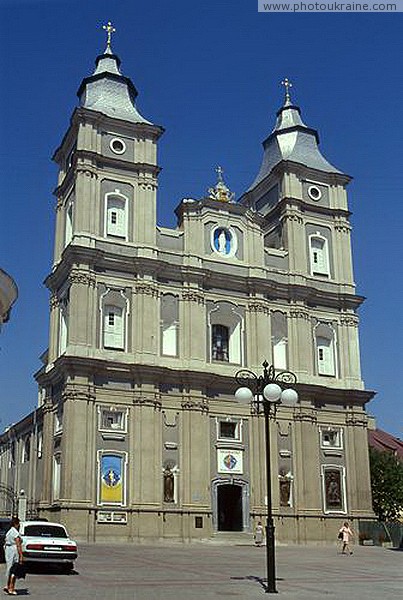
(208, 166, 235, 203)
(102, 21, 116, 48)
(281, 77, 293, 104)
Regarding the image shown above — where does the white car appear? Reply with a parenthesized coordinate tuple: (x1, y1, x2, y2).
(20, 521, 77, 571)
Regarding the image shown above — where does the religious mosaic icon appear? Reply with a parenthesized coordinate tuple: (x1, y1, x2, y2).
(217, 449, 243, 473)
(100, 454, 124, 504)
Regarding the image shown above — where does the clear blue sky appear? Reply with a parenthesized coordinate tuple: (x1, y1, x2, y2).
(0, 0, 401, 437)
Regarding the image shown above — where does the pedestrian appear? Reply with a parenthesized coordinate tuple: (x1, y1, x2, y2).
(338, 521, 354, 555)
(3, 517, 23, 595)
(254, 521, 264, 547)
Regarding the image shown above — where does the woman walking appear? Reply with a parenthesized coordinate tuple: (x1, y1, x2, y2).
(3, 517, 23, 595)
(339, 521, 354, 555)
(254, 521, 264, 547)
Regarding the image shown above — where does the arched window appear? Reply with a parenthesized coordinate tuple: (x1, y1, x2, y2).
(212, 324, 229, 362)
(309, 234, 330, 276)
(315, 324, 337, 376)
(208, 302, 243, 365)
(105, 193, 127, 239)
(103, 305, 124, 350)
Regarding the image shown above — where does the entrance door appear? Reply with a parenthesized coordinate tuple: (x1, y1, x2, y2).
(217, 484, 243, 531)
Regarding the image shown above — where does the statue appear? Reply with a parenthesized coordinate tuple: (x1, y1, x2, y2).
(325, 470, 341, 508)
(278, 468, 292, 506)
(163, 467, 175, 503)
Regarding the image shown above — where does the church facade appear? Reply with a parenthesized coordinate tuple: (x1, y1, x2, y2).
(0, 29, 375, 543)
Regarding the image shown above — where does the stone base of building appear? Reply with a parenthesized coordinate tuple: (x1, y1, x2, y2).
(38, 505, 374, 545)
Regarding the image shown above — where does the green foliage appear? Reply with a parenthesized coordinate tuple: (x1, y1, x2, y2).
(369, 447, 403, 522)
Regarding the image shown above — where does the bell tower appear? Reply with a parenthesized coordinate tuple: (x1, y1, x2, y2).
(46, 23, 164, 365)
(241, 80, 363, 388)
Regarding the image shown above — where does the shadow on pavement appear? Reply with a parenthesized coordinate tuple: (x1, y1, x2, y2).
(230, 574, 284, 591)
(23, 564, 79, 576)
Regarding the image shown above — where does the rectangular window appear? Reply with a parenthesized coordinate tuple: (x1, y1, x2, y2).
(53, 455, 61, 501)
(320, 427, 343, 449)
(217, 419, 241, 441)
(9, 443, 15, 468)
(103, 305, 124, 350)
(54, 411, 63, 435)
(310, 236, 330, 277)
(317, 337, 335, 376)
(22, 438, 31, 463)
(106, 195, 127, 238)
(37, 431, 43, 459)
(102, 410, 124, 431)
(212, 324, 229, 362)
(98, 407, 127, 433)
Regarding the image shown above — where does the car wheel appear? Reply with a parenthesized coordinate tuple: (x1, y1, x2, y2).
(63, 562, 74, 574)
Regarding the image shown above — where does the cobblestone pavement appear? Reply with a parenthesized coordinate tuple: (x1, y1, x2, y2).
(1, 542, 402, 599)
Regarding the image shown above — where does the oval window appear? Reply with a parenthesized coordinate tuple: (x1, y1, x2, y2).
(308, 185, 322, 201)
(110, 138, 126, 155)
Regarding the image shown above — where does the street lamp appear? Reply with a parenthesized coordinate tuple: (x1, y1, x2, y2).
(234, 360, 298, 594)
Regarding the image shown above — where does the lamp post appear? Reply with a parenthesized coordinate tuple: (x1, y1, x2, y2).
(234, 361, 298, 594)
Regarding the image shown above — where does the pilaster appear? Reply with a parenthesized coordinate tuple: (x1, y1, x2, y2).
(180, 289, 206, 366)
(288, 306, 311, 377)
(246, 300, 270, 369)
(61, 383, 96, 503)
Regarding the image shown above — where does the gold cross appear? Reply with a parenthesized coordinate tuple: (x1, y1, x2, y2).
(103, 21, 116, 47)
(281, 78, 293, 103)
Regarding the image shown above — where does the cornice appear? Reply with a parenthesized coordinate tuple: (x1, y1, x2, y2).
(54, 150, 160, 198)
(53, 107, 164, 163)
(45, 240, 364, 310)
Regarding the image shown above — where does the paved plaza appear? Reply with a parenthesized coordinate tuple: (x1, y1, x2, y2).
(1, 541, 402, 599)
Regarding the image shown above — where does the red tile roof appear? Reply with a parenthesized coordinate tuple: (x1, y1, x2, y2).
(368, 429, 403, 461)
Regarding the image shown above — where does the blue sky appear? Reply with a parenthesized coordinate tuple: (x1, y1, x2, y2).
(0, 1, 401, 437)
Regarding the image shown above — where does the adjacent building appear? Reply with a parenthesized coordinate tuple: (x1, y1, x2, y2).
(0, 30, 375, 542)
(0, 268, 17, 331)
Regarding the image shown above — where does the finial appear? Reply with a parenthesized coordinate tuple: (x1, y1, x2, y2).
(102, 21, 116, 49)
(208, 166, 235, 203)
(281, 78, 293, 106)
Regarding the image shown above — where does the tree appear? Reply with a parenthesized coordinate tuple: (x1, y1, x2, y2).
(369, 447, 403, 522)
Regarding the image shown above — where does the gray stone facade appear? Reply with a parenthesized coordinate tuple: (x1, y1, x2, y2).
(0, 40, 374, 543)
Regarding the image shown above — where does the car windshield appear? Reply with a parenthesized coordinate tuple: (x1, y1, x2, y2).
(23, 525, 67, 538)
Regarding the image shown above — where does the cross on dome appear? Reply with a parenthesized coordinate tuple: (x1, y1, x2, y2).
(281, 78, 293, 105)
(215, 165, 224, 182)
(208, 166, 235, 203)
(102, 21, 116, 49)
